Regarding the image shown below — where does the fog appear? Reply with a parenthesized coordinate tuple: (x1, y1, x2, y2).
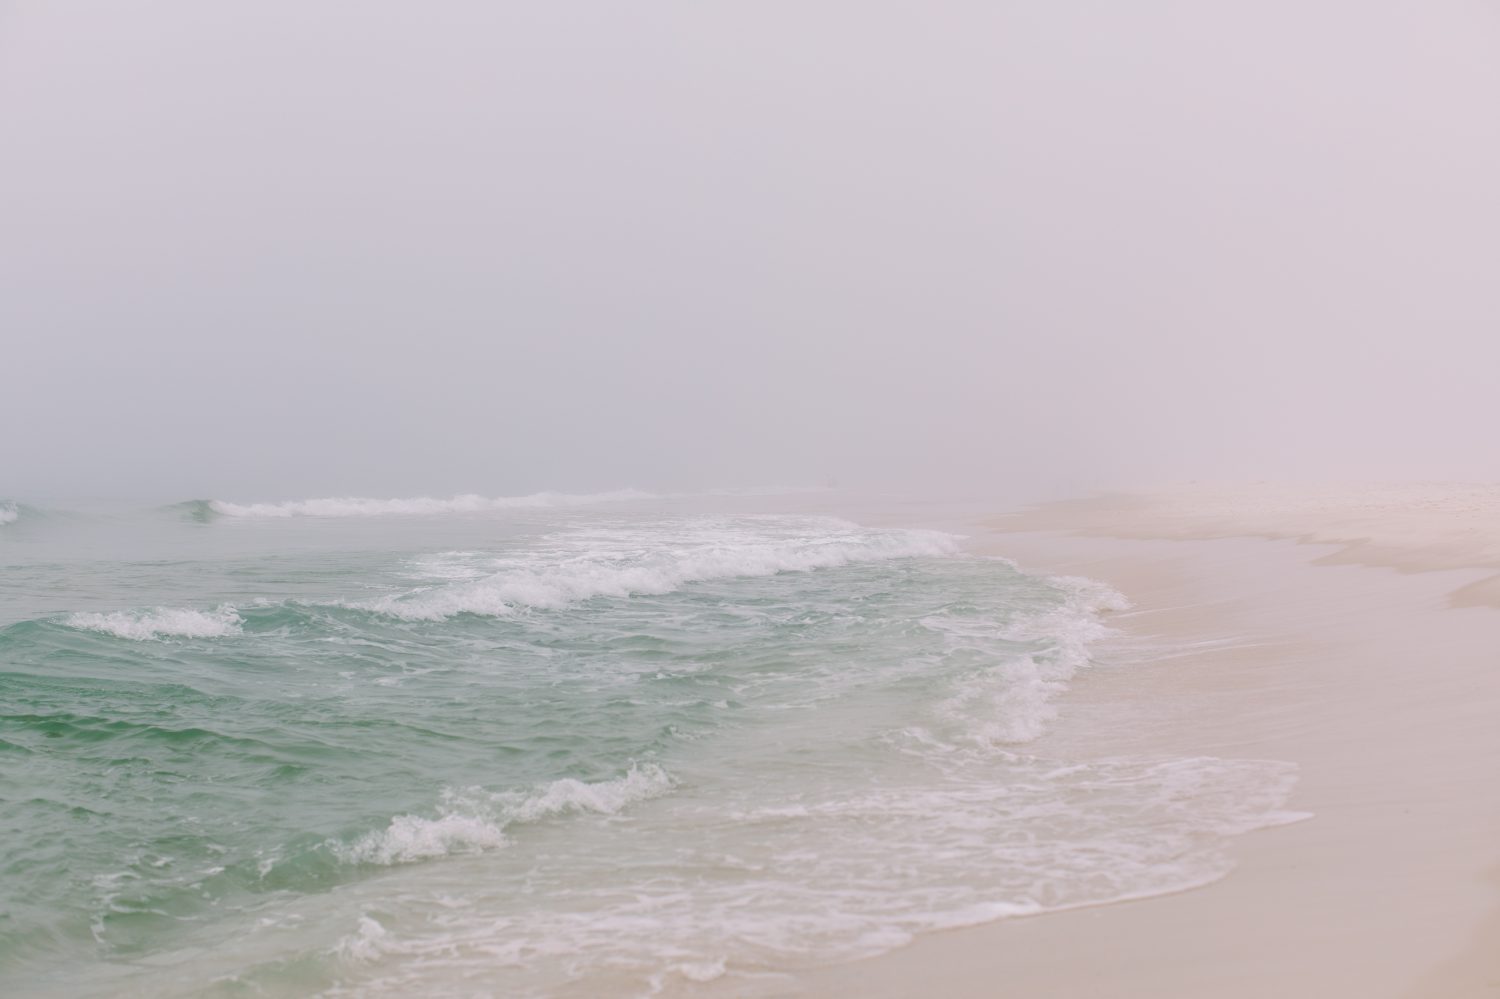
(3, 2, 1498, 502)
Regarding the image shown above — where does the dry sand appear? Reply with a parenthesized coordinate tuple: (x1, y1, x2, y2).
(798, 485, 1500, 998)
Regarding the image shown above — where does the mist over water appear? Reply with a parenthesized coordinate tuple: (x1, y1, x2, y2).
(2, 2, 1498, 501)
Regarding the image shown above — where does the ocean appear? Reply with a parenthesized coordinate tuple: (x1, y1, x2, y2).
(0, 492, 1302, 997)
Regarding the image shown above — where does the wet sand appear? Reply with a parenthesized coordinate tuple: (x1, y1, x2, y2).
(803, 486, 1500, 998)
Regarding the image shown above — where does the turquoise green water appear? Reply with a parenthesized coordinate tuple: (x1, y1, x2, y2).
(0, 494, 1300, 996)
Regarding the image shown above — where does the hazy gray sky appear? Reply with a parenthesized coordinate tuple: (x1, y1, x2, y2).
(3, 2, 1498, 500)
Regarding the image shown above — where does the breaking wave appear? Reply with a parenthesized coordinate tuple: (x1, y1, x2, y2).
(332, 763, 675, 866)
(361, 521, 960, 620)
(0, 501, 46, 526)
(63, 606, 244, 641)
(197, 489, 658, 519)
(927, 573, 1131, 745)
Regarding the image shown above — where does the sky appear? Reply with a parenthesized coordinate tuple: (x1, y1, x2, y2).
(2, 2, 1498, 502)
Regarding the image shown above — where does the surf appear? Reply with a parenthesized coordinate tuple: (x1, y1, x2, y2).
(199, 488, 659, 519)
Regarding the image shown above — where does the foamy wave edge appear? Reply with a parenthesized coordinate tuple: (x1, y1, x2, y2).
(331, 763, 675, 866)
(64, 606, 244, 641)
(206, 489, 659, 518)
(361, 526, 961, 621)
(925, 570, 1130, 746)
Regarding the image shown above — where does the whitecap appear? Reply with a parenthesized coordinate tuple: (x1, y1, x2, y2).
(63, 605, 244, 641)
(331, 764, 675, 867)
(207, 489, 657, 518)
(364, 521, 959, 621)
(928, 571, 1130, 745)
(332, 810, 509, 866)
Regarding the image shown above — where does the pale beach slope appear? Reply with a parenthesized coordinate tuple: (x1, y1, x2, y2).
(802, 483, 1500, 998)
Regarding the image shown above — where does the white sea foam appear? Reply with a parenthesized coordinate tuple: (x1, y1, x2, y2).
(205, 485, 837, 519)
(337, 915, 393, 964)
(333, 809, 508, 866)
(0, 504, 17, 526)
(317, 754, 1305, 997)
(365, 520, 959, 620)
(208, 489, 657, 518)
(64, 606, 244, 641)
(332, 764, 674, 867)
(488, 763, 677, 823)
(924, 570, 1129, 745)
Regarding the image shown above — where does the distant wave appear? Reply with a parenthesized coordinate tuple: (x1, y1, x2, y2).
(179, 486, 834, 521)
(0, 501, 49, 526)
(47, 521, 958, 636)
(331, 763, 675, 866)
(193, 489, 659, 519)
(64, 606, 244, 641)
(171, 499, 220, 523)
(360, 521, 960, 621)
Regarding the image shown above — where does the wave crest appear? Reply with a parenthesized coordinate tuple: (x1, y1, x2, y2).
(203, 489, 657, 519)
(332, 763, 675, 866)
(364, 522, 959, 620)
(927, 572, 1129, 745)
(63, 606, 244, 641)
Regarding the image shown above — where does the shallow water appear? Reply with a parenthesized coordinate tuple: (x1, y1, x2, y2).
(0, 492, 1301, 996)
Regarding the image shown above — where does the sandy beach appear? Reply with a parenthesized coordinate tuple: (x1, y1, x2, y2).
(801, 484, 1500, 998)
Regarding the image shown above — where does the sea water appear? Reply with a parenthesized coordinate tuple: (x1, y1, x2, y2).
(0, 492, 1301, 997)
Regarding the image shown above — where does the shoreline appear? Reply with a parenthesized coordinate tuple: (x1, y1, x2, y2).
(799, 489, 1500, 998)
